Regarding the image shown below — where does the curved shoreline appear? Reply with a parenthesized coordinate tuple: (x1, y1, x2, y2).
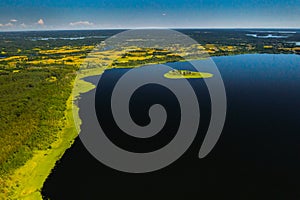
(2, 63, 208, 199)
(1, 53, 299, 199)
(1, 66, 102, 199)
(2, 92, 78, 199)
(0, 56, 238, 199)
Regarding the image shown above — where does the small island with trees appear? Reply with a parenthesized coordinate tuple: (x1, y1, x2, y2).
(164, 69, 213, 79)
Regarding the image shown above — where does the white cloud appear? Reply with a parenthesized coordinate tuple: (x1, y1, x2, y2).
(0, 22, 14, 28)
(4, 23, 13, 27)
(37, 19, 44, 25)
(69, 21, 94, 26)
(20, 23, 26, 28)
(10, 19, 18, 22)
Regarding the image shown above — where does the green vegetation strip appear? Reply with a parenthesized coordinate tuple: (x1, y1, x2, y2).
(5, 96, 77, 199)
(0, 67, 76, 199)
(0, 65, 105, 199)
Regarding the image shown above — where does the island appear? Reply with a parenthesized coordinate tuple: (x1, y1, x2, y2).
(164, 69, 213, 79)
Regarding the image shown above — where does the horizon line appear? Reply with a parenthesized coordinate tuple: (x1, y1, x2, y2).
(1, 27, 300, 32)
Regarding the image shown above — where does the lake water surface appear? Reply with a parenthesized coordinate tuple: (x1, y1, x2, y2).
(42, 54, 300, 199)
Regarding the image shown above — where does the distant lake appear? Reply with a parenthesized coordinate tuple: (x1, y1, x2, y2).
(42, 54, 300, 199)
(29, 35, 108, 41)
(246, 33, 290, 38)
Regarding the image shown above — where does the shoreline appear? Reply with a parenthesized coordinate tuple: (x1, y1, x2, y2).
(0, 64, 103, 199)
(2, 66, 102, 199)
(3, 92, 77, 199)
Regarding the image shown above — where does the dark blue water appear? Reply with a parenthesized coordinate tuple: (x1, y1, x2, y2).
(42, 54, 300, 199)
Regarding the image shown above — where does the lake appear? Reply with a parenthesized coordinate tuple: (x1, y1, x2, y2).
(42, 54, 300, 199)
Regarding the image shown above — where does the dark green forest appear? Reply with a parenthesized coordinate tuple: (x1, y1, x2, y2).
(0, 66, 75, 177)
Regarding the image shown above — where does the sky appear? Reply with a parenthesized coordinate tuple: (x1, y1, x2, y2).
(0, 0, 299, 30)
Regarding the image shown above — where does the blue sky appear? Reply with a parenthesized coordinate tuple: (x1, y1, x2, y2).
(0, 0, 299, 30)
